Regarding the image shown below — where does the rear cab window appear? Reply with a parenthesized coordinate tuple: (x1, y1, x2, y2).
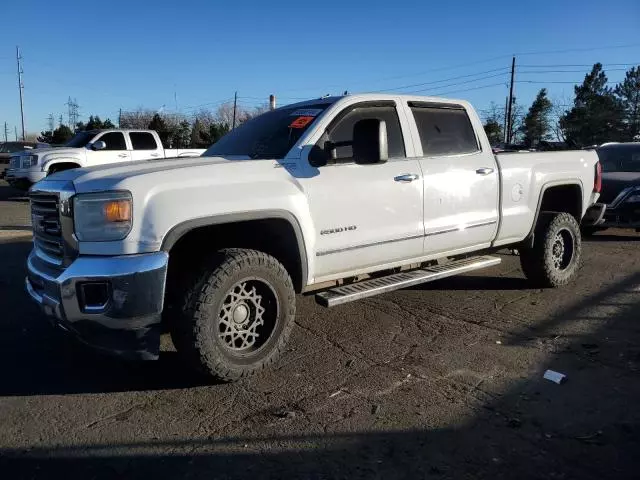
(130, 132, 159, 150)
(409, 102, 479, 156)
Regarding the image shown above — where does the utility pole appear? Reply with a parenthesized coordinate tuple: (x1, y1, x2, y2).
(58, 114, 64, 127)
(503, 96, 509, 143)
(16, 46, 26, 140)
(118, 108, 122, 128)
(269, 94, 276, 110)
(47, 114, 54, 132)
(506, 56, 516, 144)
(4, 122, 8, 142)
(232, 91, 238, 130)
(66, 97, 80, 130)
(15, 126, 18, 141)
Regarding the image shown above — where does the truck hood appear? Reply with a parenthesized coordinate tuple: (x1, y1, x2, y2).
(18, 147, 81, 157)
(49, 156, 244, 191)
(600, 172, 640, 204)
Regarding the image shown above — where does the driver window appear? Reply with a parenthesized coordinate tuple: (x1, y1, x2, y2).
(320, 104, 406, 161)
(96, 132, 127, 151)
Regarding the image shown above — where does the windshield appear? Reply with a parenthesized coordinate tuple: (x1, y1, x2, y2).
(65, 131, 98, 148)
(203, 104, 330, 159)
(597, 145, 640, 173)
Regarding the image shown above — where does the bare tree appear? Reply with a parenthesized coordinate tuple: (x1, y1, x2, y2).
(550, 94, 571, 142)
(119, 108, 156, 129)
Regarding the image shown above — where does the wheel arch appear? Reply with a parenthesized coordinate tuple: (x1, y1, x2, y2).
(522, 181, 584, 249)
(161, 210, 309, 292)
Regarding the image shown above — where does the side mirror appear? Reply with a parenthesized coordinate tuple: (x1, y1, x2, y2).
(352, 118, 388, 164)
(91, 140, 106, 151)
(308, 144, 329, 168)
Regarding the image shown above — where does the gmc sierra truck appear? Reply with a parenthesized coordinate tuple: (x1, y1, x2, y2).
(6, 129, 204, 189)
(25, 94, 605, 381)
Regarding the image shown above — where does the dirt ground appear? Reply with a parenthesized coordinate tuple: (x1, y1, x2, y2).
(0, 181, 639, 479)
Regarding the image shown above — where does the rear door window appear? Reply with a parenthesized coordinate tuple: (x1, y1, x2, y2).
(410, 103, 479, 156)
(130, 132, 158, 150)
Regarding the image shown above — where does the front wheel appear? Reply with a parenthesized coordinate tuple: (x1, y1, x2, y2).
(519, 212, 582, 287)
(170, 248, 296, 382)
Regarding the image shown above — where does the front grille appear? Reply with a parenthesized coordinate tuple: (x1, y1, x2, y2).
(30, 193, 64, 263)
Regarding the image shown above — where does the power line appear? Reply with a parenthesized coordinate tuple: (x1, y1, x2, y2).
(514, 42, 640, 57)
(377, 67, 510, 92)
(519, 63, 639, 68)
(426, 82, 508, 97)
(411, 72, 509, 94)
(518, 68, 630, 74)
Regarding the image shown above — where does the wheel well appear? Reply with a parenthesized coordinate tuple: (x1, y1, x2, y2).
(538, 184, 582, 221)
(165, 218, 305, 295)
(48, 162, 80, 174)
(522, 184, 583, 248)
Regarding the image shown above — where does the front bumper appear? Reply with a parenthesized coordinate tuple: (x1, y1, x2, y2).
(5, 168, 46, 189)
(25, 249, 169, 360)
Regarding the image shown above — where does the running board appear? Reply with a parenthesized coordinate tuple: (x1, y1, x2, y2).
(315, 255, 501, 308)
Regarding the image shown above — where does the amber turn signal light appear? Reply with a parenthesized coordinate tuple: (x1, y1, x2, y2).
(103, 200, 131, 222)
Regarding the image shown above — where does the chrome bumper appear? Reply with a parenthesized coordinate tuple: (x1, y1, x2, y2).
(25, 250, 169, 360)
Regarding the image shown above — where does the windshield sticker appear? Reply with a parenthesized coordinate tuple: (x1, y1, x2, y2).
(289, 116, 315, 129)
(290, 109, 323, 117)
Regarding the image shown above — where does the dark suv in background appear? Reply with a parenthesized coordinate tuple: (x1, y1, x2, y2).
(585, 142, 640, 234)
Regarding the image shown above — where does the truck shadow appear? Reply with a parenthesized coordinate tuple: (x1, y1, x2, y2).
(1, 271, 639, 479)
(0, 182, 29, 202)
(0, 239, 208, 396)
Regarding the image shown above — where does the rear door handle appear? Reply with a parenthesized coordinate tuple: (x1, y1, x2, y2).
(394, 173, 420, 183)
(476, 167, 494, 175)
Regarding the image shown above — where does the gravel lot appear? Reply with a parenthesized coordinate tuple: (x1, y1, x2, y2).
(0, 180, 639, 479)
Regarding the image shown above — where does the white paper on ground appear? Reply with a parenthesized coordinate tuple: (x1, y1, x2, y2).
(543, 369, 566, 384)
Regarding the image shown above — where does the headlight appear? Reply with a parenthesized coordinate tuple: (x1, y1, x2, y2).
(21, 155, 38, 168)
(626, 194, 640, 203)
(74, 191, 133, 241)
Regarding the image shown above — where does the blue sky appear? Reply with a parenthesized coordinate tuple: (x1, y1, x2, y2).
(1, 0, 639, 136)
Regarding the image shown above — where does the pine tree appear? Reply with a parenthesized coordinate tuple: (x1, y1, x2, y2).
(615, 66, 640, 141)
(522, 89, 553, 147)
(560, 63, 625, 146)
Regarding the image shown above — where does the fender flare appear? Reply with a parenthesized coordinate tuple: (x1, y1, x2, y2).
(43, 158, 83, 172)
(160, 209, 309, 289)
(522, 180, 584, 248)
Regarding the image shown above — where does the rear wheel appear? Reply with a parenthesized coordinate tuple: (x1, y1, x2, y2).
(169, 248, 296, 382)
(520, 213, 582, 287)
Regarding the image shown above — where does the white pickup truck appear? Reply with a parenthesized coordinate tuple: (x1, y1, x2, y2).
(25, 94, 605, 381)
(6, 129, 204, 189)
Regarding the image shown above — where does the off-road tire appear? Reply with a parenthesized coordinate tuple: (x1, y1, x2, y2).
(519, 212, 582, 288)
(170, 248, 296, 382)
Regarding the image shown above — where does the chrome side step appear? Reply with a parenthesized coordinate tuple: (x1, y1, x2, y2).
(315, 255, 501, 308)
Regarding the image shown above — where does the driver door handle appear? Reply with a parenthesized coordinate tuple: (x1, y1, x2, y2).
(118, 153, 128, 158)
(394, 173, 420, 183)
(476, 167, 494, 175)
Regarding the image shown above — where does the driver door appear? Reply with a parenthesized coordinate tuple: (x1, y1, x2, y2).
(298, 101, 424, 280)
(89, 132, 131, 166)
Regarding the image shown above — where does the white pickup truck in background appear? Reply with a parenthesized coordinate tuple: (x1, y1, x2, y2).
(25, 93, 605, 382)
(6, 129, 205, 189)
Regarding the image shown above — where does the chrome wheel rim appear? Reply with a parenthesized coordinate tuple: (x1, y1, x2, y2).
(551, 228, 574, 271)
(218, 279, 279, 354)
